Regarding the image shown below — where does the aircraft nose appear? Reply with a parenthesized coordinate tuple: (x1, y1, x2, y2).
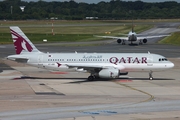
(167, 62, 174, 68)
(171, 62, 174, 68)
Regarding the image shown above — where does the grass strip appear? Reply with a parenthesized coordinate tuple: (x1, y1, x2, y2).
(159, 32, 180, 45)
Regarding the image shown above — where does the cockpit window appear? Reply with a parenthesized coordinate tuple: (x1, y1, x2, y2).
(159, 58, 168, 61)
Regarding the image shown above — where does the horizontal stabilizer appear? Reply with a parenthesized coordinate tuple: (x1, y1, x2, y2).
(7, 55, 29, 63)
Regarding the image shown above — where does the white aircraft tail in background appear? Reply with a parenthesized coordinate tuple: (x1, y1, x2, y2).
(7, 26, 174, 80)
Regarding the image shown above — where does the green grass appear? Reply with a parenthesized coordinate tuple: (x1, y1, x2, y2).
(0, 25, 152, 44)
(0, 20, 156, 44)
(159, 32, 180, 45)
(0, 33, 100, 44)
(27, 34, 96, 42)
(0, 33, 12, 44)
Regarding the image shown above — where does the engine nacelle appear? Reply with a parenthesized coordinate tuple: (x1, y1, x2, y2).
(143, 39, 147, 43)
(117, 39, 122, 44)
(99, 68, 119, 78)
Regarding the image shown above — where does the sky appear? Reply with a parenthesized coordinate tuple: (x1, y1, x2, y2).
(0, 0, 179, 3)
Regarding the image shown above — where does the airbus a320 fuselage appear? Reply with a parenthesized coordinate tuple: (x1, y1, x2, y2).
(7, 26, 174, 80)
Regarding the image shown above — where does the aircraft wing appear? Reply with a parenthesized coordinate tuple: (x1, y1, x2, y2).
(137, 35, 170, 39)
(65, 63, 125, 70)
(94, 35, 128, 40)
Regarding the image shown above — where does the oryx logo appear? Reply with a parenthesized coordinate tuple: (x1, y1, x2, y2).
(11, 29, 33, 54)
(56, 62, 62, 67)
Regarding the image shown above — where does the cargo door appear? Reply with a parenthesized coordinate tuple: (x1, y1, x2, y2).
(38, 55, 44, 68)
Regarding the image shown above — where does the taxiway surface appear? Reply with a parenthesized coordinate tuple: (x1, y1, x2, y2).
(0, 22, 180, 120)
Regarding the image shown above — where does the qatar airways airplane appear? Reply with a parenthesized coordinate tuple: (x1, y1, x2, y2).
(7, 26, 174, 80)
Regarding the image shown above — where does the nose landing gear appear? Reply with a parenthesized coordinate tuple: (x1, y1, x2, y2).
(149, 71, 153, 80)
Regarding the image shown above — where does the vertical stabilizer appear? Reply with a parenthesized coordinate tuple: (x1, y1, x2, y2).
(10, 26, 41, 54)
(132, 18, 134, 33)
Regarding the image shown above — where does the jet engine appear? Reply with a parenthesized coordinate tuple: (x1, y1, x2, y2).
(99, 68, 120, 78)
(143, 39, 147, 43)
(117, 39, 122, 44)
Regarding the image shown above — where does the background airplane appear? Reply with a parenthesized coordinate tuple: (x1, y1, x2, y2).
(95, 25, 170, 45)
(7, 26, 174, 81)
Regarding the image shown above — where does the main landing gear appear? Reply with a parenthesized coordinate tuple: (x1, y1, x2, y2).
(122, 40, 125, 45)
(149, 71, 153, 80)
(88, 75, 100, 81)
(88, 73, 100, 81)
(139, 41, 143, 45)
(88, 75, 95, 81)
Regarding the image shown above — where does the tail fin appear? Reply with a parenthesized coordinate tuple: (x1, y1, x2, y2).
(132, 18, 134, 33)
(132, 26, 134, 33)
(10, 26, 41, 54)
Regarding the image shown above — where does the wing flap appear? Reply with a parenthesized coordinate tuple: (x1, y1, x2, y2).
(65, 63, 125, 71)
(66, 64, 103, 70)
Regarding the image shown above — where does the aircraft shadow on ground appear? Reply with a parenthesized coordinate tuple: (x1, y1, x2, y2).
(126, 78, 175, 81)
(128, 43, 139, 46)
(11, 76, 114, 83)
(11, 76, 175, 84)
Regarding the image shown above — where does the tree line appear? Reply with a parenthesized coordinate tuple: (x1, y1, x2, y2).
(0, 0, 180, 20)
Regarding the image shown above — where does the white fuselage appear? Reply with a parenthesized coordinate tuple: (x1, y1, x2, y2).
(9, 53, 174, 72)
(128, 31, 137, 42)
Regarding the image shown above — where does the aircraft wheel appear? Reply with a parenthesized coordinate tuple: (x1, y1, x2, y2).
(149, 71, 153, 80)
(88, 76, 95, 81)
